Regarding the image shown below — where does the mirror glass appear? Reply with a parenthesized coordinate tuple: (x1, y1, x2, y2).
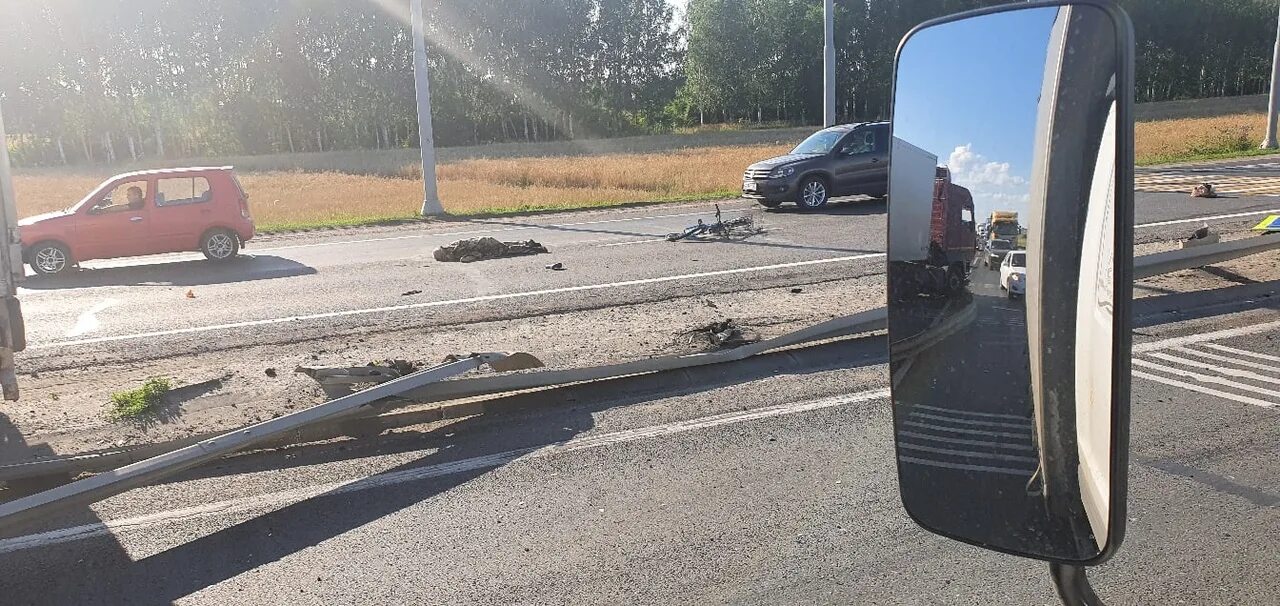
(887, 4, 1122, 562)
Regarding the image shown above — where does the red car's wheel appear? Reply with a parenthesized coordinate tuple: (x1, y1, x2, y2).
(201, 229, 240, 261)
(29, 241, 72, 275)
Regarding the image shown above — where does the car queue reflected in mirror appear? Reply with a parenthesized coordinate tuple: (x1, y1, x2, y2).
(887, 2, 1133, 565)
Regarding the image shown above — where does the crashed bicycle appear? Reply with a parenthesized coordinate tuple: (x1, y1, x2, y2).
(665, 205, 758, 241)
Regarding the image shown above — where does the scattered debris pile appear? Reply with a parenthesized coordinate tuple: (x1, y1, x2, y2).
(295, 360, 414, 397)
(1183, 224, 1220, 248)
(433, 237, 549, 263)
(679, 319, 758, 350)
(1192, 183, 1218, 198)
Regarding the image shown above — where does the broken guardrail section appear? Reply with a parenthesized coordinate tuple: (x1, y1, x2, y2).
(0, 354, 512, 531)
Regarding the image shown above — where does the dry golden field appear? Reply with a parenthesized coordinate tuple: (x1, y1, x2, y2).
(13, 143, 792, 231)
(1135, 112, 1264, 164)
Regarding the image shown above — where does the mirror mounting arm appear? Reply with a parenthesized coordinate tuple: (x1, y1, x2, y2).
(1050, 563, 1107, 606)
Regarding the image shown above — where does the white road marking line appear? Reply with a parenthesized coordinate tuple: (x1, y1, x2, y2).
(32, 252, 885, 349)
(1133, 370, 1277, 409)
(897, 455, 1033, 476)
(0, 387, 889, 555)
(1146, 352, 1280, 384)
(1135, 208, 1280, 228)
(1132, 359, 1280, 399)
(897, 430, 1036, 451)
(897, 442, 1039, 463)
(596, 238, 669, 247)
(901, 421, 1032, 440)
(254, 209, 728, 253)
(1167, 346, 1280, 375)
(912, 404, 1028, 421)
(911, 412, 1031, 430)
(1200, 342, 1280, 363)
(64, 299, 120, 338)
(1132, 317, 1280, 353)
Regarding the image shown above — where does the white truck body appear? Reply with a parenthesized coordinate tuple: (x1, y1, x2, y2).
(888, 137, 939, 263)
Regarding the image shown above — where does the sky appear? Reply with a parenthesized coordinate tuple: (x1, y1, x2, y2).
(892, 6, 1059, 222)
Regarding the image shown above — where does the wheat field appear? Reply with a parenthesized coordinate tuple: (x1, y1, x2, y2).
(13, 143, 792, 231)
(1135, 112, 1264, 163)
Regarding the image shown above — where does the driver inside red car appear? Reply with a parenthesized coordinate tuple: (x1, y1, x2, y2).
(125, 186, 144, 210)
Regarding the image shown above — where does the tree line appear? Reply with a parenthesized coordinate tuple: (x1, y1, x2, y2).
(0, 0, 1275, 167)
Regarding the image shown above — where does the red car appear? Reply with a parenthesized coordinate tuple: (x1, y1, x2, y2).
(19, 167, 255, 275)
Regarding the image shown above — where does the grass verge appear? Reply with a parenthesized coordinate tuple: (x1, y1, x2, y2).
(107, 377, 172, 422)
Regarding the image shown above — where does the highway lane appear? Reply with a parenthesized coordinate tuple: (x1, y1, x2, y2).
(0, 307, 1274, 605)
(13, 181, 1278, 360)
(17, 199, 887, 353)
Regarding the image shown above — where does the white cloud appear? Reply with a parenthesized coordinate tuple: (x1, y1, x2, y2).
(946, 144, 1031, 214)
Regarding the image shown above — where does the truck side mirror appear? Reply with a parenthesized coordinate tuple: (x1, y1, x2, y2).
(886, 0, 1134, 598)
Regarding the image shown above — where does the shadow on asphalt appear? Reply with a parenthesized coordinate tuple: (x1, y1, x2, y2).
(1134, 278, 1280, 327)
(21, 255, 316, 290)
(467, 198, 885, 256)
(0, 334, 888, 603)
(760, 197, 885, 216)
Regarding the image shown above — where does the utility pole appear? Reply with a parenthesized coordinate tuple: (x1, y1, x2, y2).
(1263, 2, 1280, 149)
(411, 0, 445, 215)
(0, 101, 26, 400)
(823, 0, 836, 127)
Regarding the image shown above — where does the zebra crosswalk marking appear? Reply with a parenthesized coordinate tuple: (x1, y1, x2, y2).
(1133, 358, 1280, 399)
(1200, 342, 1280, 363)
(898, 403, 1037, 477)
(1167, 346, 1280, 375)
(1148, 352, 1280, 384)
(1134, 370, 1278, 409)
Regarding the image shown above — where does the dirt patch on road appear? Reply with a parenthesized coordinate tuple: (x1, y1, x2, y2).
(1, 275, 886, 460)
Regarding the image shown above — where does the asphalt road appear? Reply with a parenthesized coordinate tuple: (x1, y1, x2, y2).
(15, 183, 1280, 368)
(0, 301, 1274, 605)
(17, 199, 887, 361)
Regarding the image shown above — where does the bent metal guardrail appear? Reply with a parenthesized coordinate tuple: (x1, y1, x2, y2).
(1, 234, 1276, 530)
(1133, 232, 1280, 279)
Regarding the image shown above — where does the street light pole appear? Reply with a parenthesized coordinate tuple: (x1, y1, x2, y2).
(411, 0, 445, 215)
(823, 0, 836, 127)
(1262, 2, 1280, 149)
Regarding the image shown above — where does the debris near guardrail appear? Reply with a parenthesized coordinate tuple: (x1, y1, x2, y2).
(433, 237, 549, 263)
(296, 361, 411, 397)
(1192, 183, 1218, 198)
(1183, 224, 1220, 248)
(298, 354, 544, 397)
(679, 319, 758, 350)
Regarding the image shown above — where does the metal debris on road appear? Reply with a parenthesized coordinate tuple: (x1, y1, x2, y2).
(546, 262, 565, 271)
(433, 237, 549, 263)
(1183, 224, 1219, 247)
(682, 319, 757, 350)
(296, 361, 413, 398)
(401, 289, 423, 296)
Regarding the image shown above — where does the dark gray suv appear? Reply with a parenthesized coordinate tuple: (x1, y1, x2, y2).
(741, 122, 889, 209)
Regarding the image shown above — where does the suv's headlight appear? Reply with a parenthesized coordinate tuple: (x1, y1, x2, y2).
(769, 166, 796, 179)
